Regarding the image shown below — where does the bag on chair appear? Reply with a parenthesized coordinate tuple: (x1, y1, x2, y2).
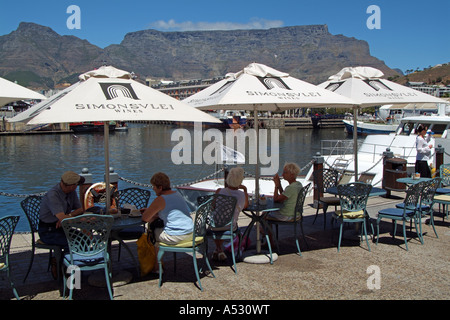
(136, 233, 156, 277)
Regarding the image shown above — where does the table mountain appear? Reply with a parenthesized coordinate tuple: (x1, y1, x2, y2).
(0, 22, 398, 89)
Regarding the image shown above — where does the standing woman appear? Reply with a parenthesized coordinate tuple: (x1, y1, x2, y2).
(415, 125, 433, 178)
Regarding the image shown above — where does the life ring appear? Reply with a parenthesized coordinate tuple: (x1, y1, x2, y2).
(84, 182, 117, 210)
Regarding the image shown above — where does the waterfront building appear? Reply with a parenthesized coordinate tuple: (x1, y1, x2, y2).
(406, 82, 450, 97)
(147, 77, 225, 100)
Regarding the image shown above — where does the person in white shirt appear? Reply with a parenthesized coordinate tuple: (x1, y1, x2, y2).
(415, 125, 433, 178)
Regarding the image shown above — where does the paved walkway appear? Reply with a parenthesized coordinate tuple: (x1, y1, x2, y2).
(1, 191, 449, 302)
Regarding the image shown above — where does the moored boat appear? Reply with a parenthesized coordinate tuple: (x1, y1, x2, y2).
(343, 103, 442, 135)
(305, 106, 450, 189)
(70, 121, 116, 133)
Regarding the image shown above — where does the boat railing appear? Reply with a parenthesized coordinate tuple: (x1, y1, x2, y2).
(320, 140, 358, 157)
(321, 139, 417, 163)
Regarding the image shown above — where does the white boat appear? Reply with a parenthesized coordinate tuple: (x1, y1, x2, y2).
(305, 106, 450, 191)
(115, 121, 128, 131)
(343, 103, 441, 135)
(343, 119, 398, 135)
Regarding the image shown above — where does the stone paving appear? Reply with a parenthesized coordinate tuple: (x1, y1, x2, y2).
(1, 191, 449, 302)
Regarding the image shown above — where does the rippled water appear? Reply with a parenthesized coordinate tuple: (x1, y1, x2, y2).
(0, 123, 349, 231)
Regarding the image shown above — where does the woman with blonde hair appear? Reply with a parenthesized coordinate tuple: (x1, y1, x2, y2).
(263, 163, 303, 244)
(212, 167, 249, 261)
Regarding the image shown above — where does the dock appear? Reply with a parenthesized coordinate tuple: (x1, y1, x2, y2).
(142, 115, 346, 130)
(1, 190, 448, 302)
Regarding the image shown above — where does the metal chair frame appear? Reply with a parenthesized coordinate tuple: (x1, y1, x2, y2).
(333, 182, 372, 252)
(61, 214, 114, 300)
(0, 215, 21, 299)
(313, 168, 341, 229)
(21, 195, 63, 282)
(157, 199, 215, 291)
(114, 188, 151, 260)
(266, 183, 311, 256)
(199, 194, 239, 273)
(417, 178, 441, 240)
(376, 182, 422, 251)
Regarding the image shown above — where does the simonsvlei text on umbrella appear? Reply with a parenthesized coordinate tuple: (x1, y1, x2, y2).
(75, 103, 175, 112)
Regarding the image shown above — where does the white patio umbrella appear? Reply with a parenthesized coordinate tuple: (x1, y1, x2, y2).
(319, 66, 447, 178)
(0, 77, 46, 107)
(10, 66, 221, 210)
(184, 62, 356, 260)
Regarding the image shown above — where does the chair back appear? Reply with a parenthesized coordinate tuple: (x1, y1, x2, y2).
(439, 164, 450, 187)
(197, 195, 211, 206)
(402, 182, 422, 211)
(419, 178, 441, 208)
(313, 168, 339, 193)
(20, 195, 43, 233)
(117, 188, 151, 209)
(192, 198, 214, 241)
(337, 182, 372, 214)
(207, 194, 237, 229)
(61, 214, 114, 260)
(294, 183, 311, 220)
(0, 216, 20, 265)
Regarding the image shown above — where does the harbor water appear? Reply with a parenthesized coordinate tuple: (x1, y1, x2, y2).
(0, 123, 351, 232)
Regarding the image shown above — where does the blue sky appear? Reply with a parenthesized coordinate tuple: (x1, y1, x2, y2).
(0, 0, 448, 73)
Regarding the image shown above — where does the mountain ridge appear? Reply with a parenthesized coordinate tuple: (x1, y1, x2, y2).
(0, 22, 399, 90)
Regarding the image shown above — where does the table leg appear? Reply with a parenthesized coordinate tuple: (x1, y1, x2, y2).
(110, 231, 140, 277)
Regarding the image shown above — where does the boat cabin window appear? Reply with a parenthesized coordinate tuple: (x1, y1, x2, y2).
(398, 122, 414, 135)
(398, 122, 448, 137)
(429, 124, 447, 135)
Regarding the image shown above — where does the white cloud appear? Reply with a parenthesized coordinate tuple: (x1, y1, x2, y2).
(148, 18, 284, 32)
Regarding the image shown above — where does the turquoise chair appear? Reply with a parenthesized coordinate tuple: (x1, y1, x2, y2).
(114, 187, 151, 261)
(61, 214, 114, 300)
(333, 182, 372, 252)
(434, 164, 450, 220)
(436, 163, 450, 194)
(313, 168, 341, 230)
(0, 215, 20, 300)
(157, 198, 215, 291)
(266, 183, 311, 256)
(200, 194, 239, 274)
(376, 182, 422, 251)
(417, 178, 441, 239)
(21, 195, 63, 282)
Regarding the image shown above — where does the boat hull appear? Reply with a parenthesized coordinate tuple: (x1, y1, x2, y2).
(343, 119, 397, 135)
(70, 122, 116, 133)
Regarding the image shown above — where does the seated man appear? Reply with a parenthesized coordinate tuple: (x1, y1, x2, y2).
(38, 171, 85, 249)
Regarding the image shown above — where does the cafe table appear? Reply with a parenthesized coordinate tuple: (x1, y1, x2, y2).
(396, 177, 432, 186)
(241, 197, 282, 264)
(326, 185, 387, 197)
(110, 213, 145, 275)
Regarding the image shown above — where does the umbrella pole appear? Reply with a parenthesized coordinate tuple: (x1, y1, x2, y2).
(353, 106, 358, 181)
(254, 106, 261, 254)
(104, 123, 111, 213)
